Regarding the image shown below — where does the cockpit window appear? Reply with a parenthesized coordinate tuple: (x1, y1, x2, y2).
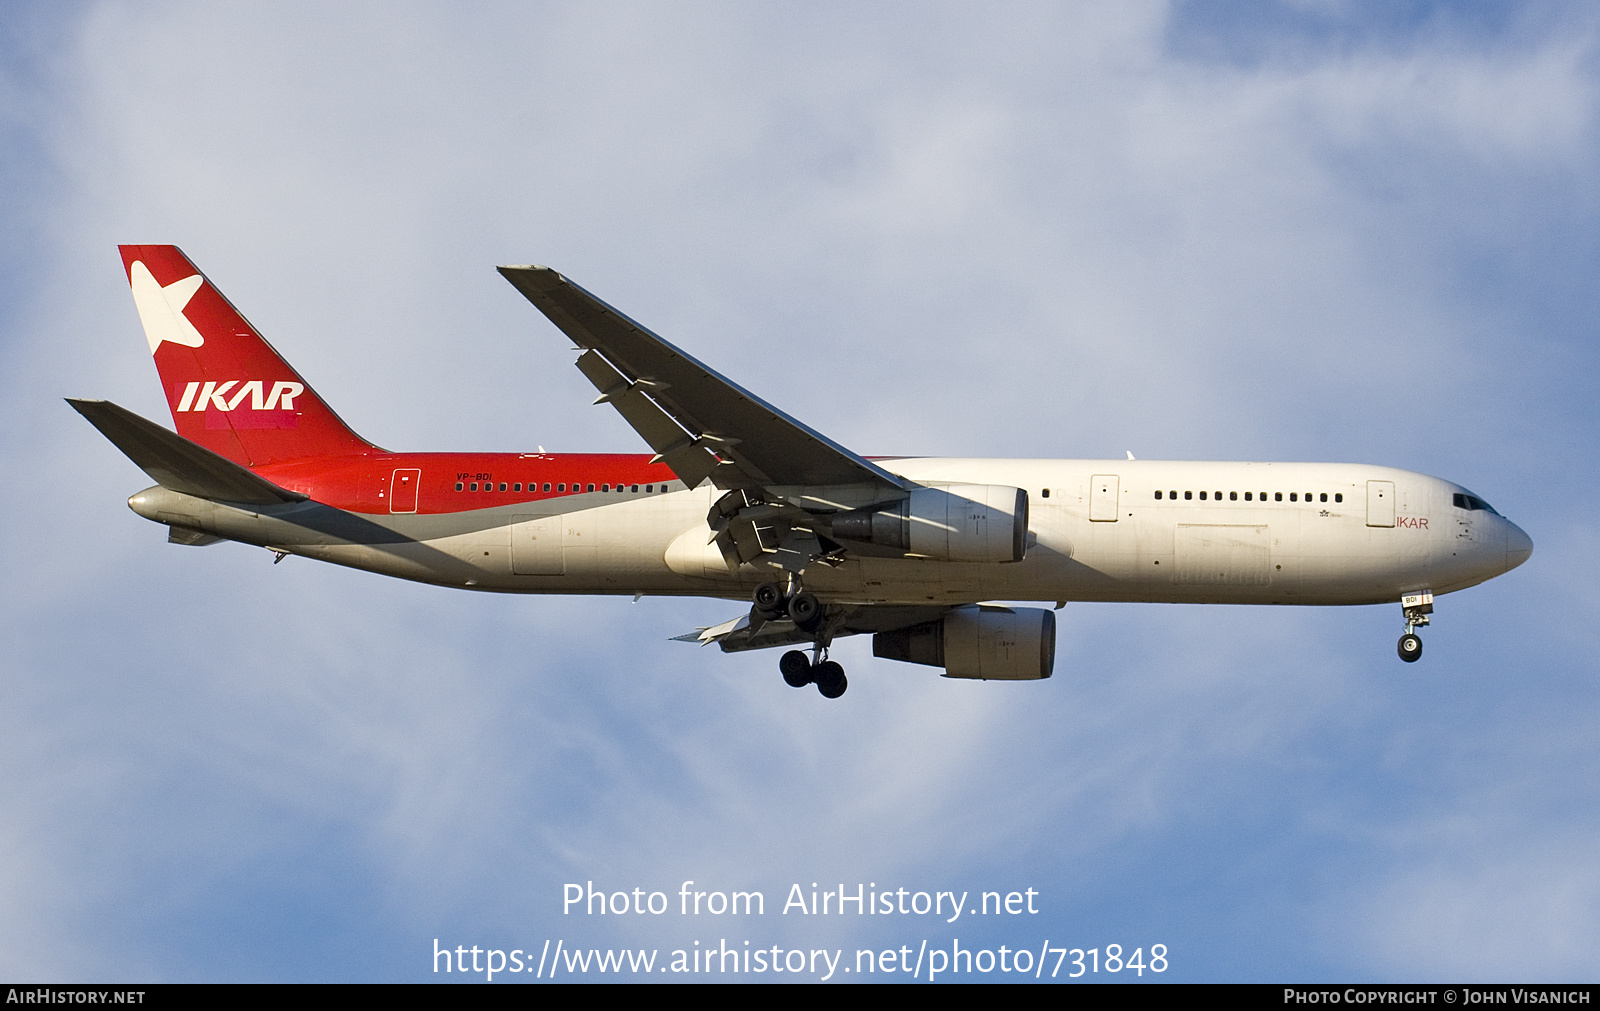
(1453, 492, 1500, 515)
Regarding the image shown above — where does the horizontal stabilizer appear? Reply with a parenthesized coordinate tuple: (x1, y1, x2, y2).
(67, 399, 308, 505)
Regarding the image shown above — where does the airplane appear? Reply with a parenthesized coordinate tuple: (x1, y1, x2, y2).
(71, 245, 1533, 699)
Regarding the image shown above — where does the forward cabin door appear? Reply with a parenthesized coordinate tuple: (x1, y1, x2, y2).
(1090, 475, 1120, 522)
(1367, 480, 1395, 528)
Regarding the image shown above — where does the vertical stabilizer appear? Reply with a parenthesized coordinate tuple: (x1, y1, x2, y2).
(118, 245, 378, 467)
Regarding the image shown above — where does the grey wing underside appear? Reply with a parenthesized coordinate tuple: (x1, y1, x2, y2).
(674, 604, 950, 653)
(497, 265, 906, 494)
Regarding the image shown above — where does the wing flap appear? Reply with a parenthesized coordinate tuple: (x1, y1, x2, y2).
(68, 399, 309, 505)
(573, 350, 720, 489)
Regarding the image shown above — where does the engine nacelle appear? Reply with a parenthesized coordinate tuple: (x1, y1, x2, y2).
(873, 605, 1056, 680)
(830, 484, 1028, 563)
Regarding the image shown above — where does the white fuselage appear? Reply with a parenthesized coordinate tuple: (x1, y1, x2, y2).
(132, 459, 1531, 609)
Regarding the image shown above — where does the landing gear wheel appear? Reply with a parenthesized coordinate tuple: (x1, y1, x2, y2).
(780, 650, 813, 688)
(753, 582, 785, 619)
(814, 660, 847, 699)
(1398, 633, 1423, 663)
(787, 591, 822, 631)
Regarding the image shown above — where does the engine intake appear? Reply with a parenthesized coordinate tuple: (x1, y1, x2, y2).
(873, 605, 1055, 680)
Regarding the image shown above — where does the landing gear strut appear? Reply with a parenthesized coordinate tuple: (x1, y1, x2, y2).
(1397, 591, 1432, 663)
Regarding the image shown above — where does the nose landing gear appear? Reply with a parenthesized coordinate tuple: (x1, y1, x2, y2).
(1397, 591, 1433, 663)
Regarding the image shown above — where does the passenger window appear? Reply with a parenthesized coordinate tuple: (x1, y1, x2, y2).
(1199, 491, 1207, 500)
(632, 484, 639, 493)
(1290, 493, 1297, 502)
(1042, 488, 1051, 498)
(1154, 490, 1162, 500)
(1335, 493, 1342, 502)
(469, 482, 477, 491)
(1274, 492, 1282, 502)
(1184, 491, 1192, 500)
(1244, 492, 1252, 501)
(455, 482, 463, 491)
(1229, 492, 1237, 501)
(1320, 493, 1327, 503)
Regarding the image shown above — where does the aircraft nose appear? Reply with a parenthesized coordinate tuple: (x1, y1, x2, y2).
(1506, 521, 1533, 571)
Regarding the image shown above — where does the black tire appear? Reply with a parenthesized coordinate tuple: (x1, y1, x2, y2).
(1398, 633, 1423, 663)
(787, 591, 822, 631)
(814, 660, 847, 699)
(753, 582, 785, 618)
(780, 650, 813, 688)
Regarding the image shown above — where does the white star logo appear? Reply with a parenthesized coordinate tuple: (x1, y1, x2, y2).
(129, 259, 205, 354)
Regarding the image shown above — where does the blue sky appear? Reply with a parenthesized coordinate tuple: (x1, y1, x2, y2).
(2, 1, 1596, 982)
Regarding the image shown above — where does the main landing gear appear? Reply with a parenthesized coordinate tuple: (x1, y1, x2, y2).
(780, 650, 848, 699)
(1397, 591, 1433, 663)
(754, 581, 845, 698)
(752, 580, 821, 632)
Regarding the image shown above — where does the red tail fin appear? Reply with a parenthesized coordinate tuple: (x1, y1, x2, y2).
(119, 245, 378, 467)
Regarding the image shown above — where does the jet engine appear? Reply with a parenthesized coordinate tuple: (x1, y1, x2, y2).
(830, 484, 1029, 563)
(872, 605, 1056, 680)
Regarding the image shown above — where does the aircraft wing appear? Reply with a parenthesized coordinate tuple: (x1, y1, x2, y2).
(673, 603, 950, 653)
(498, 265, 907, 494)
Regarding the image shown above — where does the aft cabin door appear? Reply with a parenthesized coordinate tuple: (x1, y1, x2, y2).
(389, 469, 420, 513)
(1367, 480, 1395, 528)
(1090, 475, 1120, 522)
